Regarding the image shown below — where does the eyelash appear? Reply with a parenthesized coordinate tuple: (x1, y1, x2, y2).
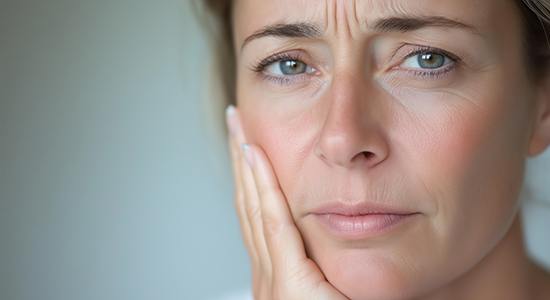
(249, 46, 462, 85)
(250, 52, 313, 85)
(397, 46, 461, 80)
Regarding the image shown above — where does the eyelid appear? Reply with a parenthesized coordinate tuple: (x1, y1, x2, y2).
(249, 50, 321, 86)
(380, 44, 461, 80)
(250, 50, 311, 73)
(264, 60, 317, 77)
(390, 45, 461, 67)
(400, 52, 454, 70)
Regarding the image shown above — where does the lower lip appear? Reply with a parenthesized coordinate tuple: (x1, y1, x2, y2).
(313, 213, 418, 240)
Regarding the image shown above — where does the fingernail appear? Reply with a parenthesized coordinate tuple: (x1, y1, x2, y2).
(226, 104, 236, 117)
(225, 105, 236, 135)
(241, 143, 254, 167)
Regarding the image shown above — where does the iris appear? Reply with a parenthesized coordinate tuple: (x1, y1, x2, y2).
(279, 60, 307, 75)
(418, 53, 445, 69)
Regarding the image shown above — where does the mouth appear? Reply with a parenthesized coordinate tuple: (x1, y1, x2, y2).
(309, 202, 421, 240)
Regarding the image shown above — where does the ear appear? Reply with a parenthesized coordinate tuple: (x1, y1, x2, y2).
(528, 75, 550, 157)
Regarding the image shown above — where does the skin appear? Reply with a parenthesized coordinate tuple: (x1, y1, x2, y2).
(226, 0, 550, 299)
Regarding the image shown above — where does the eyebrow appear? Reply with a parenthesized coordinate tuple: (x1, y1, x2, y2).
(241, 22, 322, 51)
(240, 16, 480, 51)
(371, 16, 480, 34)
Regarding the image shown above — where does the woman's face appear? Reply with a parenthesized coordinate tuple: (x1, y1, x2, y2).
(233, 0, 548, 299)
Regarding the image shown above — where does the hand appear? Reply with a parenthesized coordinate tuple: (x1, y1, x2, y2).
(226, 105, 349, 300)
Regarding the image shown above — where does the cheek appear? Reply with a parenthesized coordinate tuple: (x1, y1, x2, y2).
(240, 107, 314, 201)
(400, 88, 530, 274)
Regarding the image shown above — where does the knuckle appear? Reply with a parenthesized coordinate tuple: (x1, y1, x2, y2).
(246, 203, 262, 220)
(246, 244, 259, 262)
(262, 213, 282, 236)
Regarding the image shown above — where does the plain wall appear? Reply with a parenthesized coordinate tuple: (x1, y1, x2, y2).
(1, 1, 250, 299)
(1, 1, 549, 299)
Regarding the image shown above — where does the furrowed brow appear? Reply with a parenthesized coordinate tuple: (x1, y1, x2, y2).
(240, 22, 322, 51)
(240, 16, 481, 52)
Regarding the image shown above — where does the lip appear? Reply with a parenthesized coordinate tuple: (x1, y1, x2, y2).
(311, 201, 417, 216)
(310, 202, 420, 240)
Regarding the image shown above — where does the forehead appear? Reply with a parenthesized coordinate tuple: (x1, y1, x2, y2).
(233, 0, 516, 44)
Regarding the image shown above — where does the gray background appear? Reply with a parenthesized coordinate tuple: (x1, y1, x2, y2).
(1, 0, 549, 299)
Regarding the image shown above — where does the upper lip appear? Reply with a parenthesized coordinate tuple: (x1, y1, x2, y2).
(310, 201, 418, 216)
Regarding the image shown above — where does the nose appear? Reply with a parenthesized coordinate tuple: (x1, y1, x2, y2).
(315, 70, 390, 170)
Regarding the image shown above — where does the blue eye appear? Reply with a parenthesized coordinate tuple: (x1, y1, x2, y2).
(401, 51, 453, 70)
(265, 59, 316, 76)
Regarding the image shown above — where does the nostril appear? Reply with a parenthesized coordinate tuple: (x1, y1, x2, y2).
(361, 151, 383, 167)
(362, 151, 375, 160)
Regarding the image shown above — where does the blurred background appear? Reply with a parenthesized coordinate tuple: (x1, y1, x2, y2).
(0, 0, 549, 299)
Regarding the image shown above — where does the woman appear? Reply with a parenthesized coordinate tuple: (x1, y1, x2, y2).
(202, 0, 550, 299)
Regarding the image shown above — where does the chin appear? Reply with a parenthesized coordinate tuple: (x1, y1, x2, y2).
(300, 216, 441, 299)
(313, 247, 432, 300)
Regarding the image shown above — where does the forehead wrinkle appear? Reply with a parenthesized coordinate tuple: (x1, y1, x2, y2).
(351, 0, 361, 28)
(236, 0, 492, 53)
(321, 0, 416, 35)
(322, 0, 363, 38)
(339, 0, 352, 38)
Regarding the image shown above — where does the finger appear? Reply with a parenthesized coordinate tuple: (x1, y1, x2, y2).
(239, 143, 273, 272)
(227, 131, 258, 264)
(225, 105, 247, 144)
(242, 144, 312, 278)
(226, 105, 259, 268)
(244, 145, 349, 300)
(229, 137, 266, 300)
(226, 107, 267, 297)
(227, 106, 273, 274)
